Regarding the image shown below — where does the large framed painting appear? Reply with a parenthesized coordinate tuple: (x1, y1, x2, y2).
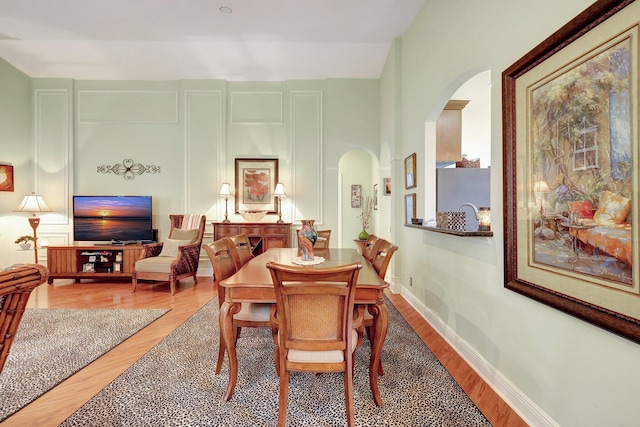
(0, 164, 14, 191)
(503, 0, 640, 343)
(235, 158, 279, 214)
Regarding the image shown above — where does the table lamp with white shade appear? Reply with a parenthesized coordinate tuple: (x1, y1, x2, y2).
(273, 183, 286, 224)
(219, 183, 232, 223)
(534, 180, 551, 216)
(14, 192, 51, 263)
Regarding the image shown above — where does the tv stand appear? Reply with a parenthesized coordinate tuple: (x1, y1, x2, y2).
(46, 244, 144, 284)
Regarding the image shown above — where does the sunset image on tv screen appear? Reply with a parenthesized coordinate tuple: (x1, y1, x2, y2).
(74, 196, 152, 218)
(73, 196, 152, 241)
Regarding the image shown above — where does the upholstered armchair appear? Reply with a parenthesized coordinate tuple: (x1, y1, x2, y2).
(132, 214, 206, 296)
(1, 264, 48, 374)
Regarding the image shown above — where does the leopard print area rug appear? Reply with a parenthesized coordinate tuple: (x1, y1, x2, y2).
(62, 298, 490, 426)
(0, 308, 169, 422)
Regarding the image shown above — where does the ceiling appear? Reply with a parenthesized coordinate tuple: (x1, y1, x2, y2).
(0, 0, 426, 81)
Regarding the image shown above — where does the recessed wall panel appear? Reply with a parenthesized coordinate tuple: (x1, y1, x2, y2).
(185, 90, 223, 216)
(35, 89, 70, 224)
(230, 92, 283, 124)
(78, 91, 179, 123)
(292, 91, 322, 223)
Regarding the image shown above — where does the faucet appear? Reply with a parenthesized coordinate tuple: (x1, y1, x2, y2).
(458, 202, 479, 220)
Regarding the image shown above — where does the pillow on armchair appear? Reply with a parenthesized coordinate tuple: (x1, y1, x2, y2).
(593, 190, 631, 226)
(567, 200, 594, 219)
(158, 238, 193, 258)
(168, 228, 200, 243)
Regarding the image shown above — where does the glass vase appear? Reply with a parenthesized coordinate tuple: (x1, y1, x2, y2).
(358, 228, 369, 240)
(298, 219, 318, 261)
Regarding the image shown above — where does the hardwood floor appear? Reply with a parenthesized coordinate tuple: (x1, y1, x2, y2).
(1, 277, 526, 426)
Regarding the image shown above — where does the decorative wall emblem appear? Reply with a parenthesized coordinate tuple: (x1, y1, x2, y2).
(97, 159, 160, 180)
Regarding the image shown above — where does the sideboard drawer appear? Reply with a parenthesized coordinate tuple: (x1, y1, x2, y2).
(216, 226, 240, 237)
(236, 226, 263, 236)
(264, 226, 287, 235)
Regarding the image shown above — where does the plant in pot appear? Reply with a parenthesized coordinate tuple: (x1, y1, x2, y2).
(15, 235, 35, 250)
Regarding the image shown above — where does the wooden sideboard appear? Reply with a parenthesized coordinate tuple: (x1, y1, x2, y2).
(213, 222, 291, 255)
(46, 244, 144, 284)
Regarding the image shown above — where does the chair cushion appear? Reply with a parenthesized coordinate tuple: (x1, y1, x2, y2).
(169, 228, 199, 243)
(158, 238, 192, 257)
(286, 329, 358, 363)
(135, 256, 175, 273)
(235, 302, 271, 322)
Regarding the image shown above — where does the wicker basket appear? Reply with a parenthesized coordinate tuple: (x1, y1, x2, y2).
(455, 157, 480, 168)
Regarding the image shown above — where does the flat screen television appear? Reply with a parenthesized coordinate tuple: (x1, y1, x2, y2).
(73, 196, 153, 243)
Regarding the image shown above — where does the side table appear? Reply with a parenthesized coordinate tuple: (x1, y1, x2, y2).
(561, 222, 595, 271)
(354, 239, 367, 256)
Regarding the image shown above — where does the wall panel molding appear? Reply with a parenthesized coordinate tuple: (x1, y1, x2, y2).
(230, 91, 283, 124)
(34, 89, 70, 225)
(184, 90, 223, 216)
(78, 90, 179, 124)
(291, 91, 323, 224)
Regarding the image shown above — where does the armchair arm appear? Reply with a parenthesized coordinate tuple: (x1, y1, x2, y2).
(171, 242, 202, 275)
(139, 242, 163, 260)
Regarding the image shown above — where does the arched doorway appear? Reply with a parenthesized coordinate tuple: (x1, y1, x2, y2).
(338, 148, 378, 248)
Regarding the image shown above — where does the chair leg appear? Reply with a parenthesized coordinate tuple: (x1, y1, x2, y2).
(273, 347, 280, 376)
(277, 370, 290, 427)
(215, 332, 225, 374)
(345, 358, 355, 427)
(170, 280, 176, 296)
(132, 275, 137, 293)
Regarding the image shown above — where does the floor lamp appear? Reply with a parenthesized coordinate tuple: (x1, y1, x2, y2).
(533, 180, 551, 217)
(274, 183, 286, 224)
(219, 183, 232, 223)
(15, 192, 51, 264)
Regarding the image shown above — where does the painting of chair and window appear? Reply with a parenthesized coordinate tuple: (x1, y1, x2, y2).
(531, 37, 633, 286)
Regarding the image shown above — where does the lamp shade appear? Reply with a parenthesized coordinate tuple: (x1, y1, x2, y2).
(274, 182, 286, 197)
(533, 180, 551, 193)
(15, 193, 51, 214)
(218, 183, 232, 197)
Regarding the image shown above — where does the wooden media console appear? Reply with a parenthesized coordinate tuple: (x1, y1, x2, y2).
(46, 244, 144, 284)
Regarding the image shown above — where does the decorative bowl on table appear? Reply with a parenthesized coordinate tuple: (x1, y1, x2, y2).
(240, 210, 267, 222)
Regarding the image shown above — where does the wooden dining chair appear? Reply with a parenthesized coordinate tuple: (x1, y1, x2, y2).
(371, 239, 399, 280)
(314, 230, 331, 249)
(266, 261, 363, 427)
(359, 239, 398, 375)
(362, 234, 382, 261)
(203, 237, 271, 374)
(229, 233, 254, 269)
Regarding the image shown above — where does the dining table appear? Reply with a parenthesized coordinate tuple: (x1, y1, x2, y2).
(219, 247, 390, 406)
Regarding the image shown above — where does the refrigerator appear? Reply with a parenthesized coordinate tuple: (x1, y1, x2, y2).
(436, 168, 490, 231)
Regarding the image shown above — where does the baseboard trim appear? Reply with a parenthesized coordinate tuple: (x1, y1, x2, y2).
(399, 287, 558, 427)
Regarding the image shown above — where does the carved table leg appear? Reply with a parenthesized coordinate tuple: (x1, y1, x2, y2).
(369, 301, 388, 406)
